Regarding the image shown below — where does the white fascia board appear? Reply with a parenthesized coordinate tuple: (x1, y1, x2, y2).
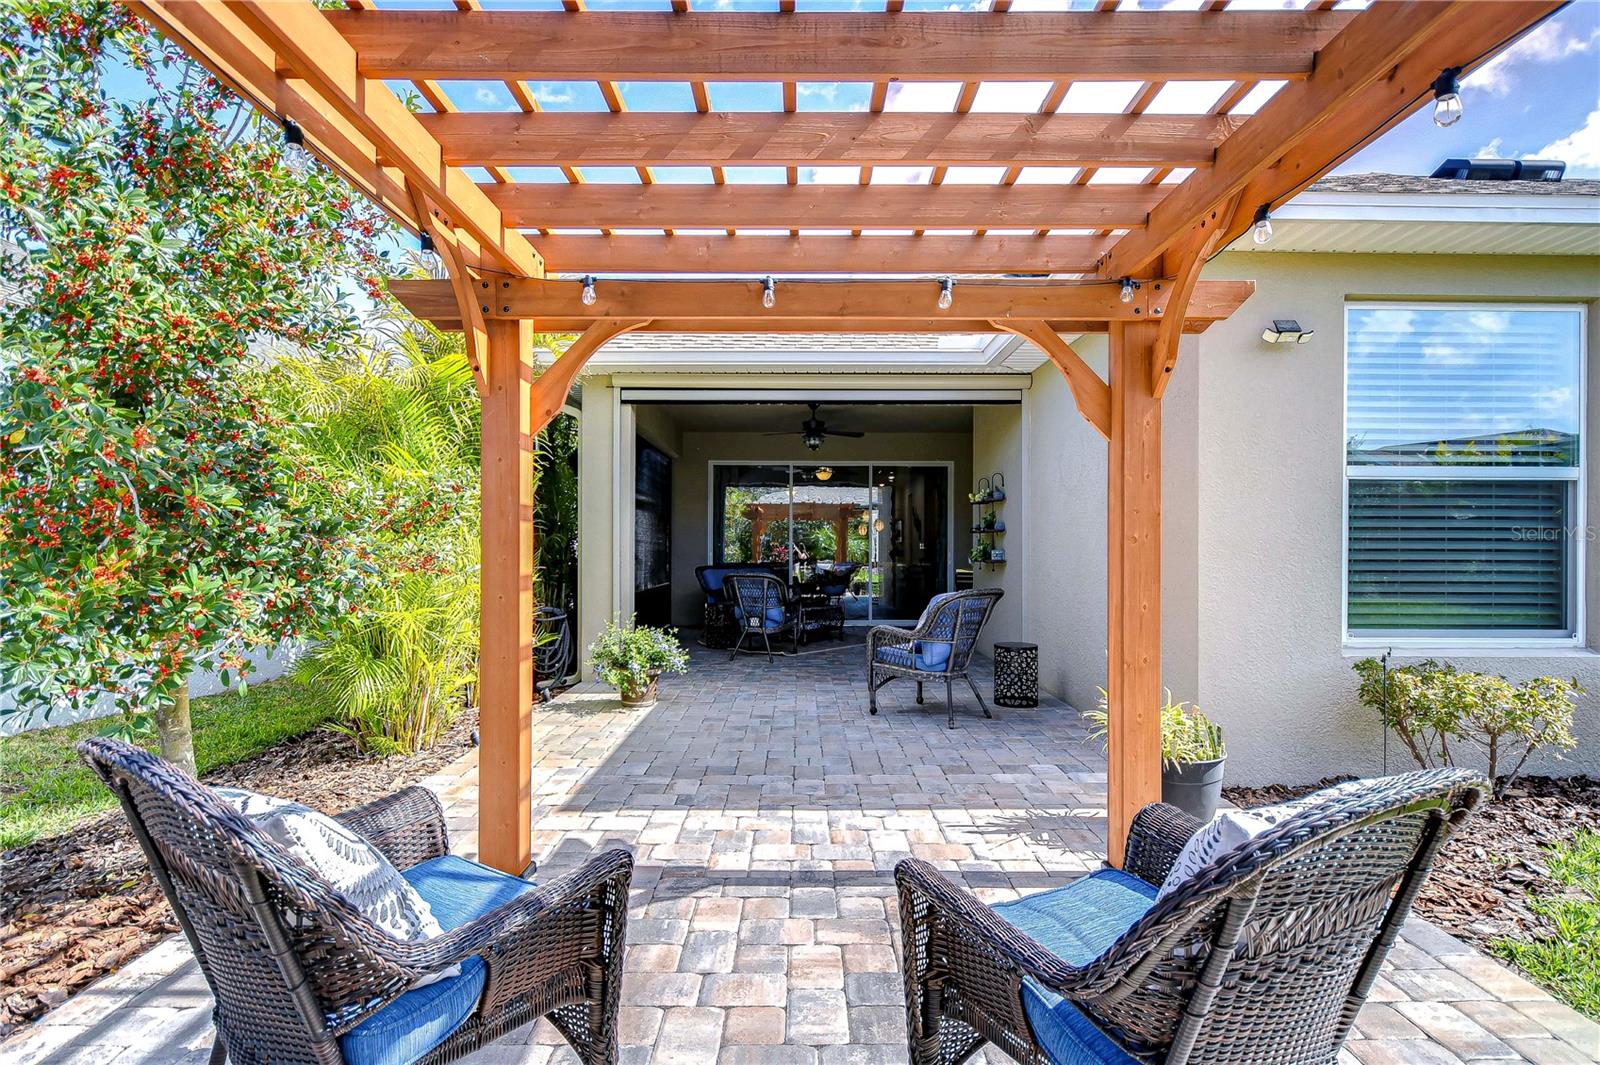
(620, 387, 1025, 402)
(612, 371, 1032, 391)
(1280, 191, 1600, 226)
(590, 350, 995, 368)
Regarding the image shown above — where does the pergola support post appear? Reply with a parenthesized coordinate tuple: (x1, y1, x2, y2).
(479, 319, 535, 874)
(1106, 319, 1163, 868)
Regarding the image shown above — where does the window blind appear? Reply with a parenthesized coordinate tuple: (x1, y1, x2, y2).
(1345, 304, 1584, 639)
(1348, 478, 1570, 632)
(1347, 307, 1582, 467)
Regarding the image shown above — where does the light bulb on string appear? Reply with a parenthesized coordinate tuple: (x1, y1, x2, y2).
(418, 231, 444, 278)
(937, 277, 954, 311)
(280, 118, 314, 172)
(1432, 68, 1463, 128)
(1118, 279, 1136, 304)
(762, 276, 777, 310)
(581, 275, 598, 306)
(1251, 205, 1273, 246)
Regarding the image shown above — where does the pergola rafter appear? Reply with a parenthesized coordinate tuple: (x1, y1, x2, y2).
(416, 110, 1241, 170)
(123, 0, 1561, 875)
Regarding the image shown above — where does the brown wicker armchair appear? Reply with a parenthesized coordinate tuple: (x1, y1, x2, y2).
(79, 737, 632, 1065)
(896, 769, 1486, 1065)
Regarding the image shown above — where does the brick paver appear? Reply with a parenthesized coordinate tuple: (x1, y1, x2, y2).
(5, 643, 1597, 1064)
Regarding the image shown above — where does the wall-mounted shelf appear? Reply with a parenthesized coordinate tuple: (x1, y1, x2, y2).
(968, 472, 1007, 569)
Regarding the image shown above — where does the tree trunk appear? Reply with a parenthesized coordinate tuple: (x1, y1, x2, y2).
(156, 682, 197, 776)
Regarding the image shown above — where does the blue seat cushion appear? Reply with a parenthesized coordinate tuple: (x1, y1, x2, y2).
(874, 639, 953, 672)
(915, 591, 963, 638)
(733, 604, 787, 631)
(699, 565, 770, 604)
(989, 869, 1156, 1065)
(339, 855, 537, 1065)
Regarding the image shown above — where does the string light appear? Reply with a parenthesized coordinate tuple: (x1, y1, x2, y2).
(762, 276, 777, 309)
(279, 118, 313, 171)
(418, 231, 444, 277)
(1251, 205, 1273, 246)
(581, 275, 597, 306)
(1431, 67, 1463, 128)
(937, 277, 954, 311)
(1118, 278, 1137, 304)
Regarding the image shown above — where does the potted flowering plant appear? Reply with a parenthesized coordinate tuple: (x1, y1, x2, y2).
(1085, 690, 1227, 820)
(588, 618, 690, 708)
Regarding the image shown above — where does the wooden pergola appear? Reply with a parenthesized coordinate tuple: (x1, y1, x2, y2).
(128, 0, 1558, 875)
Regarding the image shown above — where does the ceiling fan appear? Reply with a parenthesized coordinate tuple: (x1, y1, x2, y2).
(764, 403, 865, 451)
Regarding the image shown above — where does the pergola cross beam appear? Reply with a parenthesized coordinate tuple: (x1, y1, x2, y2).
(387, 277, 1255, 326)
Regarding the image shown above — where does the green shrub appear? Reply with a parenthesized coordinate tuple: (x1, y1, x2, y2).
(260, 334, 482, 755)
(588, 618, 690, 700)
(1353, 659, 1579, 798)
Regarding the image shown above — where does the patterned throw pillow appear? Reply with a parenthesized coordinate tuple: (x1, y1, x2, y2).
(216, 787, 459, 983)
(1156, 778, 1376, 901)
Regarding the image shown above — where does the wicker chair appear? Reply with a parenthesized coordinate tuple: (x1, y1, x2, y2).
(868, 588, 1003, 728)
(895, 769, 1486, 1065)
(79, 737, 632, 1065)
(724, 570, 801, 663)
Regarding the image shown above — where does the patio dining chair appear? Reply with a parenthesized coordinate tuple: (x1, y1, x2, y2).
(724, 570, 801, 663)
(79, 737, 632, 1065)
(895, 768, 1486, 1065)
(868, 587, 1003, 728)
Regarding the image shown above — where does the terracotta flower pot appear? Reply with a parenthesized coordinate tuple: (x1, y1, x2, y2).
(619, 673, 660, 708)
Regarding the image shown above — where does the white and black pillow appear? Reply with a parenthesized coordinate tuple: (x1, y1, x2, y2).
(1156, 778, 1375, 901)
(216, 787, 458, 983)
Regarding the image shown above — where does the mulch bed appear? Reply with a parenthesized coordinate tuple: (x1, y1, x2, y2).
(1225, 774, 1600, 957)
(0, 709, 478, 1036)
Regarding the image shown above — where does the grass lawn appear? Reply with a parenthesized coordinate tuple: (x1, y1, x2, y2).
(1494, 829, 1600, 1021)
(0, 678, 334, 850)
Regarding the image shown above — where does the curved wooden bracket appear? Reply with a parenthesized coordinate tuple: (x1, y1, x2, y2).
(993, 320, 1111, 441)
(408, 180, 491, 390)
(1148, 194, 1241, 398)
(531, 319, 651, 435)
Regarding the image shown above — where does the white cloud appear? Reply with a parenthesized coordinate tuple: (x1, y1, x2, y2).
(1534, 109, 1600, 176)
(1477, 137, 1507, 159)
(1464, 20, 1599, 97)
(883, 83, 962, 112)
(530, 83, 577, 107)
(473, 87, 501, 107)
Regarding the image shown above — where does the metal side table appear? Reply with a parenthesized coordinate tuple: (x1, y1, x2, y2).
(992, 641, 1039, 708)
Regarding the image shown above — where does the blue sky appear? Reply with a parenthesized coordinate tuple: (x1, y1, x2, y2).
(1343, 1, 1600, 179)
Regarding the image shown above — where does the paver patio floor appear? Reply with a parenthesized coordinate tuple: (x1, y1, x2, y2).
(7, 641, 1598, 1064)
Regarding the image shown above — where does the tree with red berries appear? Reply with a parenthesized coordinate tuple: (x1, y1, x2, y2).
(0, 2, 391, 771)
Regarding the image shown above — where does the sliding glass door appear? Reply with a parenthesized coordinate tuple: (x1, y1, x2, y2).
(709, 462, 950, 623)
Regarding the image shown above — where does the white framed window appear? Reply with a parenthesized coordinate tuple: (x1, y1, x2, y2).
(1343, 302, 1587, 647)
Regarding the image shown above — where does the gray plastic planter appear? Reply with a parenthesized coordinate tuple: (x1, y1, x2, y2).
(1162, 756, 1226, 822)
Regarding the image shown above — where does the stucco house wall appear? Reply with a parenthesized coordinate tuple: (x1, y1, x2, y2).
(1194, 251, 1600, 783)
(578, 251, 1599, 785)
(970, 334, 1201, 723)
